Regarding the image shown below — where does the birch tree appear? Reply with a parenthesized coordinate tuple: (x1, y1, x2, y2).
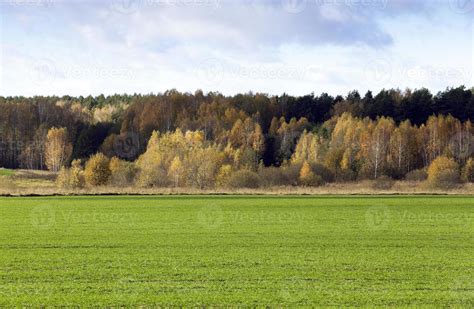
(45, 127, 72, 172)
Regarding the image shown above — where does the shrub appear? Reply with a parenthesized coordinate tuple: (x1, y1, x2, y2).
(56, 168, 69, 188)
(372, 175, 394, 190)
(84, 153, 111, 186)
(299, 161, 312, 182)
(299, 161, 323, 187)
(258, 167, 291, 187)
(70, 160, 85, 188)
(136, 164, 170, 188)
(216, 164, 233, 187)
(300, 173, 323, 187)
(281, 163, 301, 186)
(109, 157, 137, 186)
(335, 169, 357, 182)
(462, 158, 474, 182)
(238, 148, 259, 171)
(310, 163, 335, 183)
(386, 167, 405, 180)
(427, 156, 460, 189)
(405, 169, 428, 182)
(226, 170, 261, 189)
(56, 160, 85, 189)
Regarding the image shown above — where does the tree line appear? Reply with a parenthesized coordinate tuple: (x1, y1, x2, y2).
(1, 86, 474, 188)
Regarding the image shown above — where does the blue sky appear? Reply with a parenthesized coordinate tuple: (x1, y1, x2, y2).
(1, 0, 473, 96)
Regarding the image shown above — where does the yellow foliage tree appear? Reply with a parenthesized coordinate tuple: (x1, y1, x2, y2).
(182, 146, 223, 189)
(108, 157, 137, 186)
(427, 156, 460, 188)
(45, 127, 72, 172)
(292, 130, 321, 164)
(56, 159, 84, 189)
(299, 161, 322, 186)
(168, 156, 184, 187)
(216, 164, 233, 187)
(251, 123, 265, 157)
(462, 158, 474, 182)
(84, 153, 111, 186)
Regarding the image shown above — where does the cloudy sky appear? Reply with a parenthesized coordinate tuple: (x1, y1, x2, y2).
(1, 0, 473, 96)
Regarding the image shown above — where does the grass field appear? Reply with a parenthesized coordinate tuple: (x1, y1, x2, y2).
(0, 196, 472, 306)
(0, 169, 14, 177)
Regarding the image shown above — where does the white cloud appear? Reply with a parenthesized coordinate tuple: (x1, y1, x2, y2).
(0, 0, 472, 96)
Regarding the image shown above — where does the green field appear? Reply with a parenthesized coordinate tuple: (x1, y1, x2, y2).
(0, 196, 472, 306)
(0, 169, 14, 177)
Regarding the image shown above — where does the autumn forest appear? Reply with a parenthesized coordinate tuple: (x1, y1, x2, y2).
(1, 86, 474, 189)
